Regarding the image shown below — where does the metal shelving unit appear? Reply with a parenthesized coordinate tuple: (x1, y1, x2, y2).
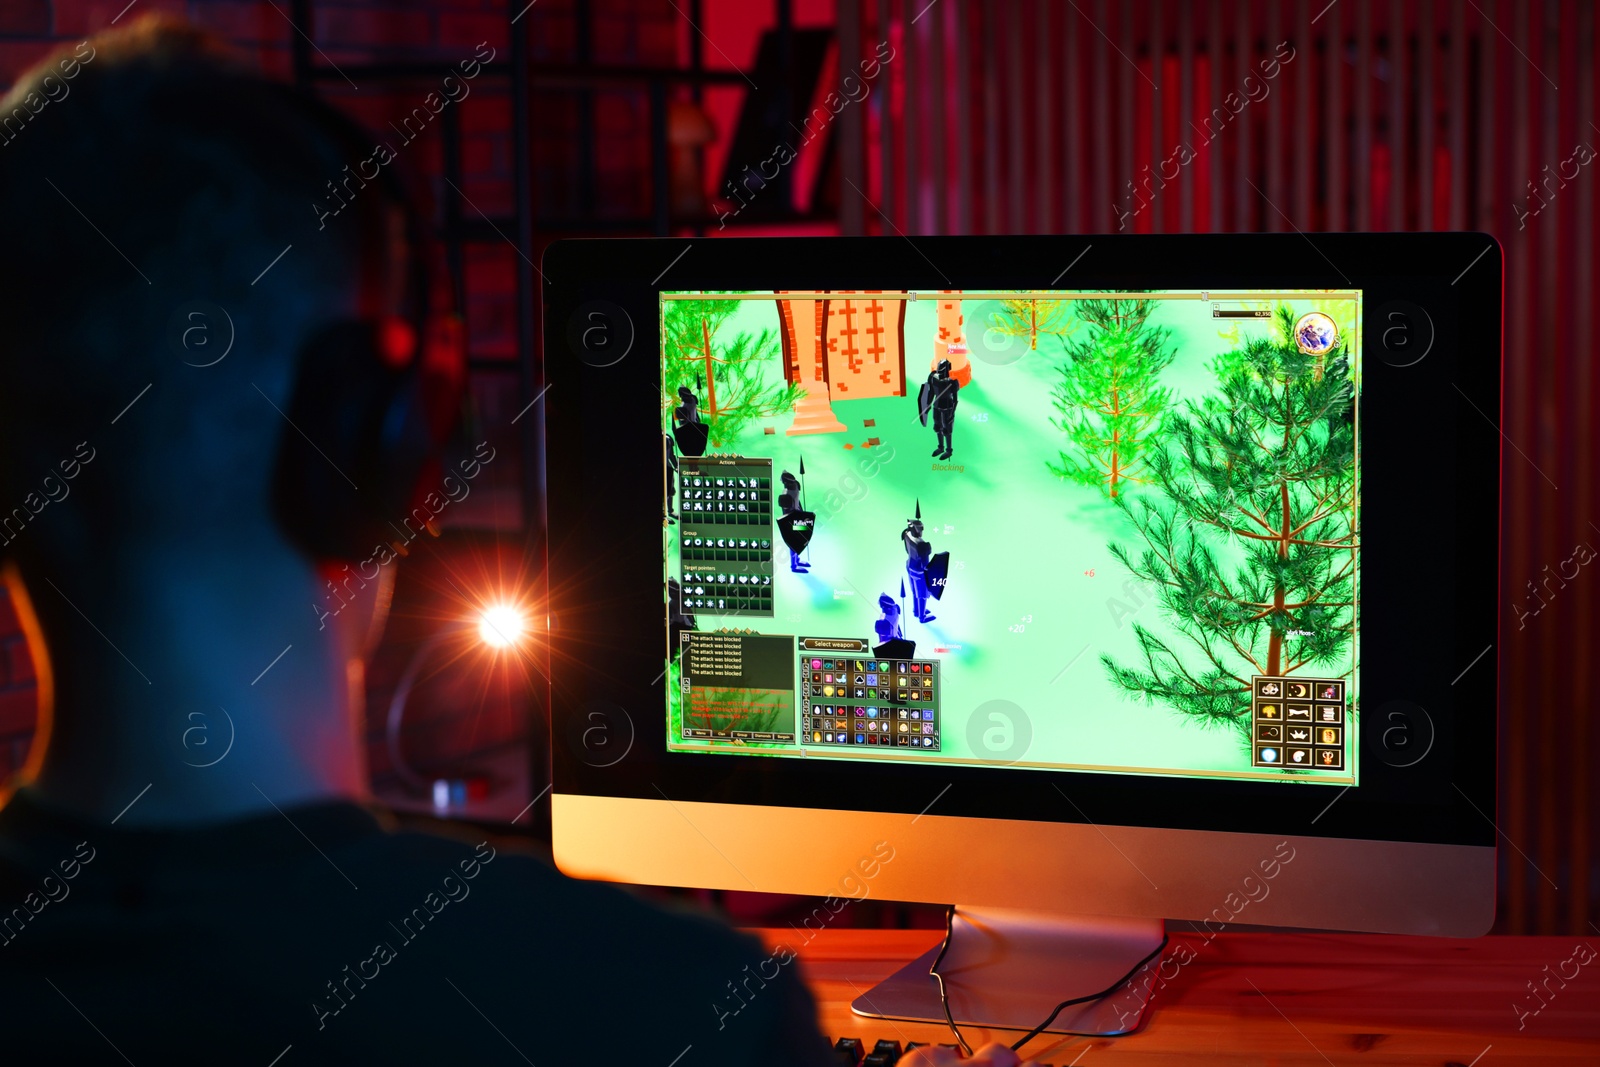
(285, 0, 820, 831)
(285, 0, 812, 535)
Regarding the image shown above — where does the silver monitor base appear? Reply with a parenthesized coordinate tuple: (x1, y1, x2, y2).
(850, 908, 1166, 1037)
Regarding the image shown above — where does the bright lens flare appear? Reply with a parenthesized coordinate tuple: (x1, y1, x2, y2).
(477, 605, 527, 649)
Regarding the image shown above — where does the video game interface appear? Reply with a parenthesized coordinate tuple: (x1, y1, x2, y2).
(661, 289, 1360, 785)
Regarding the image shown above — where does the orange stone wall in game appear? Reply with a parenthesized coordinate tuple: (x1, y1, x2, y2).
(775, 294, 846, 435)
(776, 291, 908, 402)
(934, 291, 973, 387)
(819, 292, 907, 399)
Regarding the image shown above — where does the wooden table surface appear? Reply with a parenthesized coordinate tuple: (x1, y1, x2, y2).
(752, 928, 1600, 1065)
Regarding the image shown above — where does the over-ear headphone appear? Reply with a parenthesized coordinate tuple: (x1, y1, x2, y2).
(269, 94, 467, 562)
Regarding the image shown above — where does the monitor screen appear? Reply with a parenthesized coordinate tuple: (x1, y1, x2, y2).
(661, 289, 1360, 786)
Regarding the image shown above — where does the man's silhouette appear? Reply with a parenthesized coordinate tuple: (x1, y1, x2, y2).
(0, 19, 830, 1065)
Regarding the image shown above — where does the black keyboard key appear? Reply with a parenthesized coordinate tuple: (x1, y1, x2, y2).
(832, 1036, 864, 1065)
(863, 1038, 902, 1065)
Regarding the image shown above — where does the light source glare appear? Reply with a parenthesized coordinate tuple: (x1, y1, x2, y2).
(478, 604, 527, 648)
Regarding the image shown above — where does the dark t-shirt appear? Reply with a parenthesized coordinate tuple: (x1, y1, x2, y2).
(0, 790, 833, 1066)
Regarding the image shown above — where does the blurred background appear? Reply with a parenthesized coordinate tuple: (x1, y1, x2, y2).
(0, 0, 1592, 936)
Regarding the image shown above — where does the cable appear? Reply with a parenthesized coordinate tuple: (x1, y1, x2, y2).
(385, 630, 452, 789)
(1008, 931, 1169, 1052)
(927, 905, 1172, 1055)
(927, 903, 973, 1056)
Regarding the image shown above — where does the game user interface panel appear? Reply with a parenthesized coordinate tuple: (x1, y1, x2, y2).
(662, 289, 1360, 785)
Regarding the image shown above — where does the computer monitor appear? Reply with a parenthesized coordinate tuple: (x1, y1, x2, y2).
(541, 234, 1501, 1036)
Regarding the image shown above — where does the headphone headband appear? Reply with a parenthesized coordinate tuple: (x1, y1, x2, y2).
(269, 86, 466, 562)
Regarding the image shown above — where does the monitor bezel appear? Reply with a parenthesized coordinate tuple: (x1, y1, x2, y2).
(541, 233, 1500, 851)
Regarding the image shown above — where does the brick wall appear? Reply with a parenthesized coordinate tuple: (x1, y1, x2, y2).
(0, 0, 681, 786)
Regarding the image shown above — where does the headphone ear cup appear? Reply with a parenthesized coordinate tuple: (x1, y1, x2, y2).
(419, 312, 467, 438)
(379, 310, 466, 519)
(273, 319, 414, 561)
(273, 315, 467, 562)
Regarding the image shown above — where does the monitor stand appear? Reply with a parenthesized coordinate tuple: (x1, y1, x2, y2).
(850, 908, 1166, 1037)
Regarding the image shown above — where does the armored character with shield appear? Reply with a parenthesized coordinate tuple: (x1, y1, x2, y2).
(902, 501, 950, 623)
(672, 385, 710, 457)
(918, 358, 960, 460)
(664, 432, 678, 524)
(872, 591, 916, 659)
(776, 467, 815, 573)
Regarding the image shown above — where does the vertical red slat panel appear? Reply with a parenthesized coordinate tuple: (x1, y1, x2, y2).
(955, 0, 973, 235)
(1035, 0, 1054, 233)
(982, 0, 1000, 233)
(877, 0, 895, 230)
(1211, 0, 1225, 230)
(1568, 0, 1595, 936)
(1193, 38, 1211, 231)
(1355, 0, 1372, 229)
(1093, 0, 1113, 231)
(1325, 0, 1344, 230)
(929, 0, 947, 235)
(1118, 0, 1137, 231)
(1264, 0, 1282, 231)
(1148, 0, 1164, 233)
(1529, 0, 1559, 936)
(1469, 0, 1517, 930)
(1553, 0, 1581, 932)
(839, 0, 866, 236)
(1295, 0, 1312, 227)
(1390, 0, 1406, 229)
(1235, 0, 1253, 229)
(1487, 0, 1528, 934)
(1448, 0, 1467, 229)
(1418, 0, 1434, 230)
(1473, 0, 1496, 232)
(1130, 20, 1150, 233)
(1064, 3, 1083, 232)
(903, 0, 919, 233)
(1005, 0, 1025, 233)
(1178, 0, 1195, 233)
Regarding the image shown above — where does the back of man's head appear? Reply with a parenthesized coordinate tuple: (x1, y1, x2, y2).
(0, 16, 399, 561)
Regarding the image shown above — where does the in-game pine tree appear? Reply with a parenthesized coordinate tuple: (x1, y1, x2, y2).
(1102, 304, 1359, 746)
(989, 293, 1072, 351)
(662, 297, 802, 446)
(1047, 296, 1175, 498)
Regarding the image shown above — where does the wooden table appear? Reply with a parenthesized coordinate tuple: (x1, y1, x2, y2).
(754, 928, 1600, 1065)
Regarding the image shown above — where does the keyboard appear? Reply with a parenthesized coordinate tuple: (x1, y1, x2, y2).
(828, 1036, 1066, 1065)
(828, 1037, 949, 1065)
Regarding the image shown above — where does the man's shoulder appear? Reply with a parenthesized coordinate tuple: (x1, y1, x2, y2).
(322, 827, 829, 1064)
(336, 825, 764, 967)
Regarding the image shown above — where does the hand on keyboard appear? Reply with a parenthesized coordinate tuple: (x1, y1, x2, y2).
(900, 1042, 1021, 1066)
(830, 1035, 1051, 1066)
